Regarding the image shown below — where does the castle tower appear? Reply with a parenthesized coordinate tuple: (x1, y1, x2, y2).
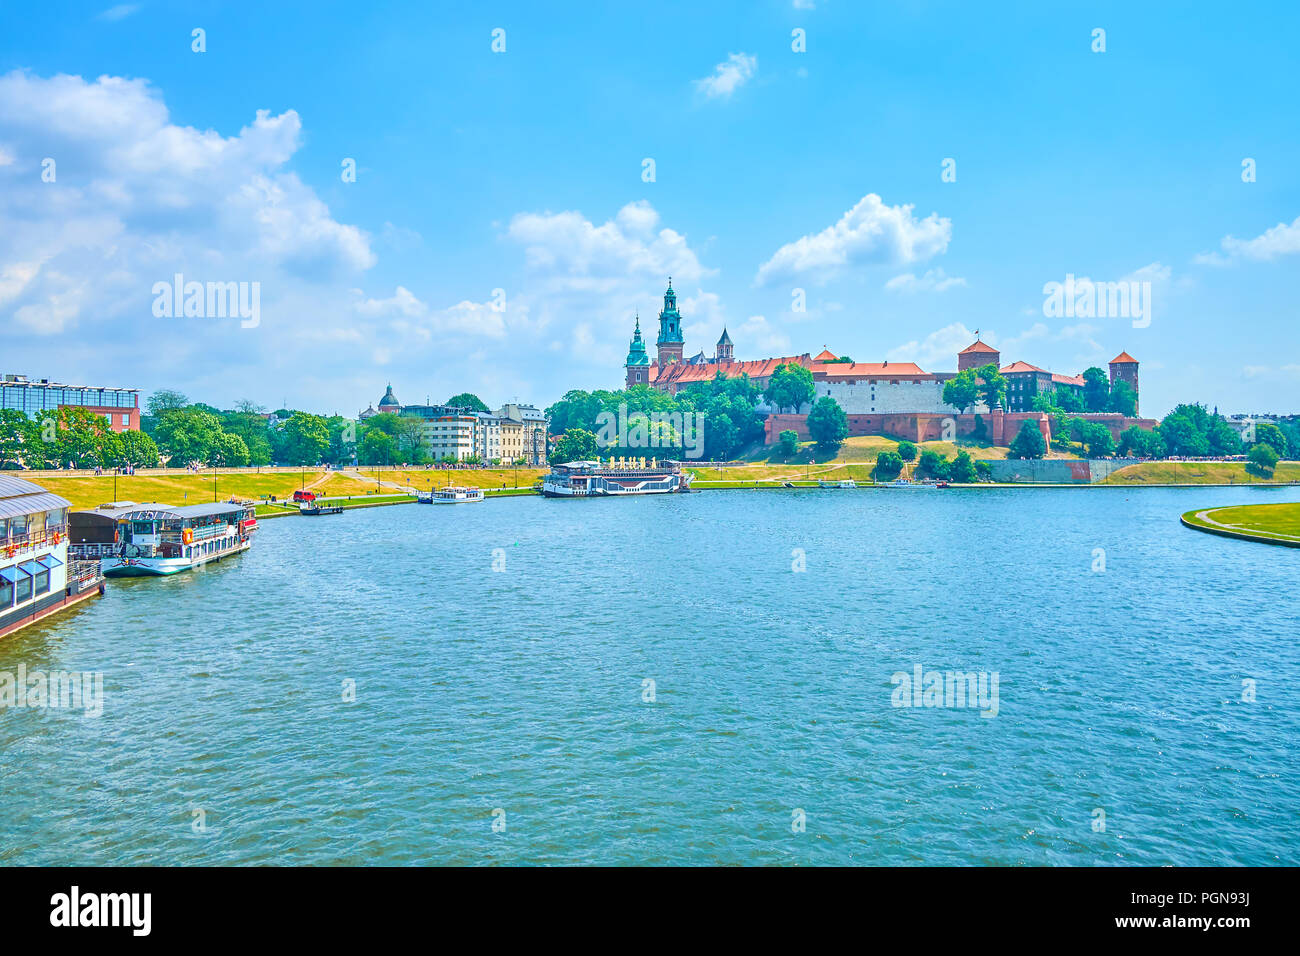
(625, 314, 651, 387)
(656, 277, 685, 366)
(716, 327, 734, 364)
(1109, 351, 1139, 414)
(957, 336, 1000, 372)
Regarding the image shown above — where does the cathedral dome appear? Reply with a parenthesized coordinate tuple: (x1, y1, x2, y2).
(378, 384, 401, 409)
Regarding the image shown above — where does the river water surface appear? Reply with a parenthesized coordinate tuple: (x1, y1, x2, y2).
(2, 485, 1298, 865)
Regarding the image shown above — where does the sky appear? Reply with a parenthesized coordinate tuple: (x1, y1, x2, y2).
(1, 0, 1297, 420)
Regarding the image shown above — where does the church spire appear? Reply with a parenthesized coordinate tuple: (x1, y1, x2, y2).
(656, 277, 684, 365)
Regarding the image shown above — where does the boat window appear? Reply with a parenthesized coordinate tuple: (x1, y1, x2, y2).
(0, 567, 13, 607)
(34, 568, 49, 596)
(13, 566, 32, 604)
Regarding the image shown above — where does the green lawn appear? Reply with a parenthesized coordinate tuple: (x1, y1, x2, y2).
(1105, 461, 1300, 485)
(1181, 502, 1300, 545)
(37, 471, 324, 511)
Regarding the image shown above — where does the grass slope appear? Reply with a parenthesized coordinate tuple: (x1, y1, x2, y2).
(1181, 502, 1300, 545)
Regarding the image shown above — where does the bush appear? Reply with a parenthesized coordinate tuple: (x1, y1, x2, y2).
(915, 449, 951, 480)
(807, 396, 849, 451)
(1246, 442, 1279, 478)
(949, 450, 978, 483)
(874, 451, 904, 481)
(896, 440, 917, 461)
(778, 429, 799, 458)
(1009, 421, 1047, 460)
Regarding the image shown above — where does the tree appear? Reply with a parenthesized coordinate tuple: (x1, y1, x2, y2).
(942, 369, 980, 413)
(446, 393, 490, 413)
(703, 414, 740, 460)
(357, 428, 397, 466)
(778, 429, 799, 457)
(146, 389, 190, 417)
(1082, 367, 1110, 412)
(874, 451, 904, 481)
(1250, 423, 1289, 459)
(115, 430, 161, 468)
(764, 363, 815, 413)
(915, 449, 951, 479)
(896, 440, 917, 461)
(0, 409, 39, 469)
(1056, 387, 1084, 412)
(1247, 442, 1279, 478)
(551, 428, 599, 463)
(41, 407, 115, 468)
(153, 409, 223, 466)
(975, 363, 1007, 410)
(282, 412, 330, 465)
(1107, 379, 1138, 417)
(206, 432, 251, 467)
(1080, 421, 1115, 458)
(949, 450, 978, 483)
(1160, 406, 1210, 457)
(1118, 425, 1165, 458)
(806, 396, 849, 451)
(1009, 420, 1047, 459)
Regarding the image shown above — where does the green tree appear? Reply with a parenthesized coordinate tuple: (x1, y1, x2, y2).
(942, 369, 980, 413)
(282, 412, 330, 465)
(551, 428, 599, 463)
(874, 451, 904, 481)
(153, 409, 223, 466)
(1009, 420, 1047, 459)
(206, 432, 251, 467)
(778, 429, 799, 457)
(357, 428, 397, 466)
(915, 449, 951, 479)
(949, 450, 978, 483)
(42, 407, 114, 468)
(806, 396, 849, 451)
(1082, 367, 1110, 412)
(146, 389, 190, 417)
(447, 393, 490, 413)
(0, 409, 39, 469)
(1107, 379, 1138, 416)
(1246, 442, 1279, 478)
(1250, 423, 1289, 458)
(1080, 422, 1115, 458)
(896, 440, 917, 461)
(975, 363, 1007, 410)
(764, 363, 816, 413)
(114, 430, 161, 468)
(1118, 425, 1165, 458)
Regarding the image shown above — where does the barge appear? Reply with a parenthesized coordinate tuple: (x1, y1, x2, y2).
(70, 500, 257, 577)
(541, 459, 692, 498)
(1, 476, 105, 640)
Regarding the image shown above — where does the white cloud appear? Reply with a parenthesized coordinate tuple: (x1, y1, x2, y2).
(96, 4, 140, 21)
(884, 267, 967, 294)
(738, 315, 790, 353)
(756, 193, 952, 285)
(694, 53, 757, 100)
(887, 322, 977, 371)
(1195, 215, 1300, 265)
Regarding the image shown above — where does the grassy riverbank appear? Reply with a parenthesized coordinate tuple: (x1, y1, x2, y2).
(35, 471, 324, 511)
(1104, 461, 1300, 485)
(1180, 502, 1300, 546)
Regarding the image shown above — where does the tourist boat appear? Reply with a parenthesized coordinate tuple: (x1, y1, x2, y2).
(2, 476, 106, 640)
(430, 486, 484, 504)
(541, 458, 692, 498)
(69, 501, 257, 577)
(881, 478, 935, 489)
(818, 479, 857, 489)
(299, 502, 344, 515)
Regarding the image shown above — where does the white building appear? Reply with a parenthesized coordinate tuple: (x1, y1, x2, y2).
(811, 363, 987, 416)
(473, 412, 503, 463)
(497, 403, 549, 466)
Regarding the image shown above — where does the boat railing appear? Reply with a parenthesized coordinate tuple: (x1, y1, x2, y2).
(68, 560, 104, 592)
(2, 522, 70, 556)
(68, 542, 118, 559)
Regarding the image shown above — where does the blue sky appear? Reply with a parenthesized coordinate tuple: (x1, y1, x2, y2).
(1, 1, 1297, 418)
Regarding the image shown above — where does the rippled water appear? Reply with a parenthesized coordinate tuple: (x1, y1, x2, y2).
(2, 485, 1298, 865)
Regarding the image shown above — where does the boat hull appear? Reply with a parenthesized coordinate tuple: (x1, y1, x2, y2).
(102, 540, 250, 577)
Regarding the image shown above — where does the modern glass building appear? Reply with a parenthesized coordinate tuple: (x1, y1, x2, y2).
(0, 374, 140, 432)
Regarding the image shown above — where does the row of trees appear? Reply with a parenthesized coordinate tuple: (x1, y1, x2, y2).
(0, 407, 162, 470)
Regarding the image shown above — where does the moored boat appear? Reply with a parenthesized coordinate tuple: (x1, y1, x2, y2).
(818, 479, 857, 489)
(431, 486, 484, 504)
(541, 458, 692, 498)
(70, 501, 257, 577)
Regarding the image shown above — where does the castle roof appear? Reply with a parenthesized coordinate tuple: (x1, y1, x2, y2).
(1110, 351, 1138, 364)
(652, 355, 814, 388)
(959, 339, 999, 355)
(1000, 361, 1047, 374)
(1051, 373, 1085, 387)
(815, 361, 929, 380)
(717, 328, 732, 345)
(812, 348, 838, 362)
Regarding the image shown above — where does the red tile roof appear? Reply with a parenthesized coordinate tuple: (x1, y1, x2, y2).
(1109, 351, 1138, 364)
(959, 340, 999, 354)
(1051, 373, 1085, 387)
(812, 348, 838, 361)
(1000, 361, 1047, 374)
(816, 361, 930, 380)
(651, 355, 814, 387)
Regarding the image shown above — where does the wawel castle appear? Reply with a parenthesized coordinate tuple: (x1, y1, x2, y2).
(625, 279, 1151, 447)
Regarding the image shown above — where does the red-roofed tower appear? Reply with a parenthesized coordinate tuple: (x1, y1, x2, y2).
(958, 337, 1000, 372)
(1109, 351, 1139, 414)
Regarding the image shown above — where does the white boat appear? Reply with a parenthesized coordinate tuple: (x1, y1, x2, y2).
(541, 459, 691, 498)
(818, 479, 857, 489)
(431, 486, 484, 504)
(881, 478, 936, 489)
(69, 501, 257, 576)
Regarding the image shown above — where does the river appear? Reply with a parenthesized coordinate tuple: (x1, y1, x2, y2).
(2, 485, 1298, 865)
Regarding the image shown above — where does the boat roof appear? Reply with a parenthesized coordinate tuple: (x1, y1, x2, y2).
(115, 502, 252, 521)
(0, 474, 71, 520)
